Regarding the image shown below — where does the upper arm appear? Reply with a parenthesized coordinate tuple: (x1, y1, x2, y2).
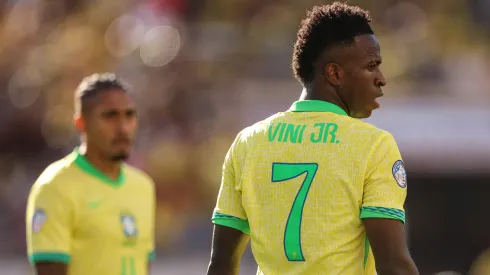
(363, 219, 416, 274)
(26, 181, 73, 266)
(212, 132, 249, 234)
(208, 225, 250, 275)
(208, 132, 250, 274)
(361, 133, 418, 274)
(34, 262, 68, 275)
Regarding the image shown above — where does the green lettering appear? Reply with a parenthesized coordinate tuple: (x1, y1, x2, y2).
(121, 256, 135, 275)
(268, 123, 283, 142)
(310, 123, 325, 143)
(323, 123, 338, 143)
(283, 124, 303, 143)
(277, 122, 287, 142)
(298, 125, 307, 143)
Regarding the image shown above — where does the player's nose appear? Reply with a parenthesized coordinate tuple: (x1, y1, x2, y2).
(376, 72, 387, 87)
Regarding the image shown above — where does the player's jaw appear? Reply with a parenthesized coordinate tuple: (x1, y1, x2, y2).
(350, 93, 382, 119)
(109, 136, 133, 161)
(362, 88, 384, 117)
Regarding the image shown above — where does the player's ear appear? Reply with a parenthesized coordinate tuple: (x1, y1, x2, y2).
(323, 63, 344, 86)
(74, 114, 85, 133)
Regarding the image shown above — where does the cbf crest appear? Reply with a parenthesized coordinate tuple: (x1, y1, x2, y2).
(120, 213, 138, 238)
(392, 160, 407, 188)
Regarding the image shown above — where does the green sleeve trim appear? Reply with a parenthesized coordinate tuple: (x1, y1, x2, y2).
(360, 206, 405, 224)
(148, 251, 156, 261)
(212, 212, 250, 235)
(29, 252, 71, 264)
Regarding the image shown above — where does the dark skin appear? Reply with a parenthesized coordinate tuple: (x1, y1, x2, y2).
(304, 34, 386, 118)
(207, 226, 251, 275)
(34, 88, 141, 275)
(207, 34, 419, 275)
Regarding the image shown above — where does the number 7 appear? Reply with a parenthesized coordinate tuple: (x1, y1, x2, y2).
(272, 162, 318, 262)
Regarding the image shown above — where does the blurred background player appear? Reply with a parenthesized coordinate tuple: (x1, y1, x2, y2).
(25, 73, 156, 275)
(207, 3, 419, 275)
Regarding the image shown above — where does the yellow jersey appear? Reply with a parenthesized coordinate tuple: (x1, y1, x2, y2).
(212, 100, 407, 275)
(26, 148, 156, 275)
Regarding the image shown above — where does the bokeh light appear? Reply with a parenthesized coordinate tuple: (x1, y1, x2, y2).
(105, 15, 146, 58)
(140, 26, 181, 67)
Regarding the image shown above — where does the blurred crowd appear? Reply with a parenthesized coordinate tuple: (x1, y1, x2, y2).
(0, 0, 489, 273)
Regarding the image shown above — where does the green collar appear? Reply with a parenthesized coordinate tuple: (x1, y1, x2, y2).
(288, 100, 348, 116)
(73, 148, 125, 187)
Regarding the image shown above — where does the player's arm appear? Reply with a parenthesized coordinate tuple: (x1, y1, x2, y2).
(361, 133, 419, 275)
(207, 225, 250, 275)
(26, 181, 73, 275)
(207, 133, 250, 275)
(33, 263, 68, 275)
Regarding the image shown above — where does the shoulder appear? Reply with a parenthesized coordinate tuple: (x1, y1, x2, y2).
(234, 113, 282, 142)
(124, 164, 155, 190)
(30, 154, 79, 197)
(343, 117, 395, 144)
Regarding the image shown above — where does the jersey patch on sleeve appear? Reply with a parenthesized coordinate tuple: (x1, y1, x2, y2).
(32, 209, 47, 233)
(392, 160, 407, 188)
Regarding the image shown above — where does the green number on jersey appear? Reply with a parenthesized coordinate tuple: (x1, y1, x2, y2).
(121, 256, 136, 275)
(272, 162, 318, 261)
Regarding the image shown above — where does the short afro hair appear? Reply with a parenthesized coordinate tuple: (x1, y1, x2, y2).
(74, 72, 129, 115)
(292, 2, 374, 84)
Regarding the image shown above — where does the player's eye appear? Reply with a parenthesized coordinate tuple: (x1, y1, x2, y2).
(367, 60, 382, 72)
(367, 63, 377, 71)
(125, 110, 137, 118)
(102, 110, 118, 118)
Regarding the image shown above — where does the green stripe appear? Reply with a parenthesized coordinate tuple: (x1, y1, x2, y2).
(121, 256, 127, 275)
(360, 206, 405, 223)
(130, 256, 135, 275)
(29, 252, 71, 264)
(363, 237, 370, 268)
(148, 251, 156, 261)
(212, 211, 250, 235)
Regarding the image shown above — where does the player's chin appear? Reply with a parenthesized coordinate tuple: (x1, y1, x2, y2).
(353, 108, 374, 119)
(110, 147, 131, 161)
(110, 152, 130, 161)
(358, 102, 380, 118)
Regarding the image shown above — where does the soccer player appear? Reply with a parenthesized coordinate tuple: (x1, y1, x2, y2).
(207, 3, 419, 275)
(26, 73, 156, 275)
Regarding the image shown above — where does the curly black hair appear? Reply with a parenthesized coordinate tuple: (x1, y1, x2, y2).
(292, 2, 374, 84)
(75, 73, 130, 115)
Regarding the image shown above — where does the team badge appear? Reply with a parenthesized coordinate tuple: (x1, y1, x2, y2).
(32, 209, 47, 233)
(120, 214, 138, 237)
(392, 160, 407, 188)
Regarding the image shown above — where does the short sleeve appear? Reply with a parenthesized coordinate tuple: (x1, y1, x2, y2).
(361, 133, 407, 224)
(212, 132, 250, 234)
(26, 182, 73, 264)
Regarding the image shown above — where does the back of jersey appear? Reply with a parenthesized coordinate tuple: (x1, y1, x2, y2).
(212, 100, 407, 275)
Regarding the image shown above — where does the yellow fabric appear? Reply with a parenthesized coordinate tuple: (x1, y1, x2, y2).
(213, 100, 407, 275)
(26, 152, 155, 275)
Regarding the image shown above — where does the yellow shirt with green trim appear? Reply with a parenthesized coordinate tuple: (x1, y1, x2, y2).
(26, 149, 156, 275)
(212, 100, 407, 275)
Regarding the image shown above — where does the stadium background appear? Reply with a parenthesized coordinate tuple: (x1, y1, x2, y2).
(0, 0, 489, 274)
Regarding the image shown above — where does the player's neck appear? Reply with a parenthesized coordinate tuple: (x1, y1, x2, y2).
(300, 86, 349, 115)
(79, 144, 121, 180)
